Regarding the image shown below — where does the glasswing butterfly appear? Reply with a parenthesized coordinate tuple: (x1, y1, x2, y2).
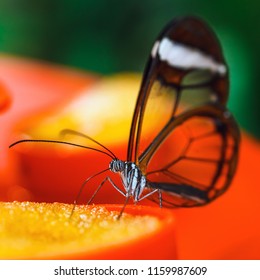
(10, 16, 240, 218)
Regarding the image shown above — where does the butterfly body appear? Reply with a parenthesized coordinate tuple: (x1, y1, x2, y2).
(109, 159, 147, 203)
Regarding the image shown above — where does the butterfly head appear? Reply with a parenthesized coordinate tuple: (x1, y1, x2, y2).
(109, 159, 125, 173)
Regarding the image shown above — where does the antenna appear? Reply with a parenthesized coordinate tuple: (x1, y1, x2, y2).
(9, 139, 115, 160)
(60, 129, 117, 159)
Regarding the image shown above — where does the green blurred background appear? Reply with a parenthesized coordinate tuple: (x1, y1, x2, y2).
(0, 0, 259, 138)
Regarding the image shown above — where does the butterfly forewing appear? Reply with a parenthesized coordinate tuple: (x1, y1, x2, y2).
(127, 17, 240, 207)
(128, 17, 230, 166)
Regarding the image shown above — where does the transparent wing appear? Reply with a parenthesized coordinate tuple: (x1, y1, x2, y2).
(143, 105, 240, 207)
(127, 16, 240, 206)
(127, 17, 229, 165)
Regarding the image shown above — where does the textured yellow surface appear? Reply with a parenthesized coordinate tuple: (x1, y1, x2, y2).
(0, 202, 159, 259)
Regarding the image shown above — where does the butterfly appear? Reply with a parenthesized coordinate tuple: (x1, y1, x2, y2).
(10, 16, 240, 218)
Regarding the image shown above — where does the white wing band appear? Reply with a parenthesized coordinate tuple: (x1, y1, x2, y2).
(152, 37, 226, 75)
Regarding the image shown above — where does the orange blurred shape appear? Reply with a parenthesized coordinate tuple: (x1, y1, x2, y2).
(0, 80, 11, 112)
(0, 55, 97, 200)
(7, 74, 141, 204)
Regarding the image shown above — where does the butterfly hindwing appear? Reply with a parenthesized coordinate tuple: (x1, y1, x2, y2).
(144, 104, 239, 207)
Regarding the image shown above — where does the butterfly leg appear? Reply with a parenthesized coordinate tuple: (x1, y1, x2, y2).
(136, 188, 163, 207)
(88, 176, 129, 220)
(136, 188, 159, 202)
(88, 176, 126, 205)
(70, 168, 109, 218)
(158, 189, 162, 208)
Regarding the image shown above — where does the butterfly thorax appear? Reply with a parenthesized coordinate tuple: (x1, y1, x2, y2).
(109, 159, 146, 201)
